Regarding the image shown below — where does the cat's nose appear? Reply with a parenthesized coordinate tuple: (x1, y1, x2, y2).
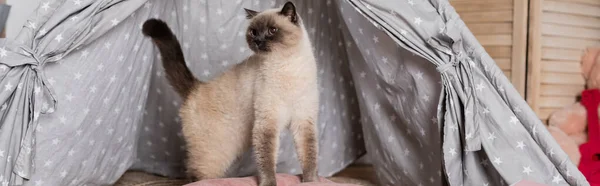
(254, 40, 263, 46)
(254, 40, 266, 49)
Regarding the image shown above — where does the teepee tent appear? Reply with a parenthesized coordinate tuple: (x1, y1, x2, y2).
(0, 0, 589, 185)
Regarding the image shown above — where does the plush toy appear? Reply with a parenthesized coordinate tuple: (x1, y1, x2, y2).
(546, 47, 600, 166)
(546, 125, 582, 165)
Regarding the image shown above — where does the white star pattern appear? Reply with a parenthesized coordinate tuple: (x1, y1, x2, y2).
(44, 160, 52, 167)
(487, 132, 497, 141)
(28, 22, 36, 29)
(52, 138, 60, 145)
(422, 95, 429, 102)
(55, 34, 63, 43)
(448, 148, 456, 156)
(381, 57, 388, 64)
(522, 166, 532, 175)
(111, 19, 119, 26)
(41, 2, 51, 11)
(493, 157, 502, 165)
(415, 71, 423, 79)
(81, 50, 89, 58)
(552, 175, 563, 184)
(0, 48, 6, 58)
(203, 70, 211, 77)
(4, 83, 12, 91)
(475, 82, 486, 92)
(509, 116, 519, 125)
(59, 116, 66, 124)
(74, 72, 82, 80)
(110, 75, 117, 83)
(465, 132, 473, 139)
(450, 124, 458, 131)
(72, 0, 81, 6)
(414, 17, 422, 25)
(516, 141, 526, 150)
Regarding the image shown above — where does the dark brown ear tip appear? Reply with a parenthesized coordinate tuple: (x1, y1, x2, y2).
(244, 8, 259, 19)
(283, 1, 296, 9)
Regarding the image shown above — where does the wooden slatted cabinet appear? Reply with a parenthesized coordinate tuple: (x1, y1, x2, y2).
(527, 0, 600, 121)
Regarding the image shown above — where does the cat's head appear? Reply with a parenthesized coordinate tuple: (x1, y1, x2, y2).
(244, 1, 303, 54)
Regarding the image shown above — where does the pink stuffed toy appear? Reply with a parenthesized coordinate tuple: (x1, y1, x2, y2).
(546, 125, 582, 165)
(547, 47, 600, 166)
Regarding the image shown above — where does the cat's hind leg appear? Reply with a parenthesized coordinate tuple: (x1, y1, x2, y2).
(183, 116, 251, 180)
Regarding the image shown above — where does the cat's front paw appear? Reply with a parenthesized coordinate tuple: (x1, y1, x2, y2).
(301, 173, 319, 182)
(258, 181, 276, 186)
(258, 178, 277, 186)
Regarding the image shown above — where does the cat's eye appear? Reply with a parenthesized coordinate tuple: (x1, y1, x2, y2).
(249, 29, 257, 36)
(268, 27, 278, 35)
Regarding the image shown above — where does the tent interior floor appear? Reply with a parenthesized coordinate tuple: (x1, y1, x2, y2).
(114, 164, 378, 186)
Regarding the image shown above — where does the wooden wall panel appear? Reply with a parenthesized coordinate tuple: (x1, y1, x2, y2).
(451, 0, 528, 97)
(527, 0, 600, 122)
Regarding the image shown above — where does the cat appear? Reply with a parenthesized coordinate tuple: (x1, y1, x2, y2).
(141, 2, 319, 186)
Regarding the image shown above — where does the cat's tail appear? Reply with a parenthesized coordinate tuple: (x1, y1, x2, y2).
(142, 18, 199, 98)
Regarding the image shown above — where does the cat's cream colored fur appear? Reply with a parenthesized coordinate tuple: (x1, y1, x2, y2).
(142, 2, 319, 186)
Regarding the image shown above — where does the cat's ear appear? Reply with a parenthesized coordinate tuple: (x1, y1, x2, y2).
(279, 1, 298, 24)
(244, 8, 259, 19)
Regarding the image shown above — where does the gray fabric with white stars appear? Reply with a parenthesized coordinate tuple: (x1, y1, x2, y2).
(0, 0, 590, 185)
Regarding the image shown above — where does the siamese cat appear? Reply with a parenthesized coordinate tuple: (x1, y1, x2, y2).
(141, 2, 319, 186)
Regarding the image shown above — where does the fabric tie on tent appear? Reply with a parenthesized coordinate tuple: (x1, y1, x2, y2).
(427, 36, 481, 152)
(1, 45, 60, 113)
(0, 40, 62, 185)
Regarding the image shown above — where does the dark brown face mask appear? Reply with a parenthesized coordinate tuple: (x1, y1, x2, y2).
(243, 1, 301, 53)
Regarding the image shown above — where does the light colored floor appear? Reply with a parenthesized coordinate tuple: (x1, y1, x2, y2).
(114, 164, 378, 186)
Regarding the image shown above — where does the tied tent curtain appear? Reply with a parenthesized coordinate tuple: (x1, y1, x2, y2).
(339, 0, 588, 185)
(0, 0, 145, 184)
